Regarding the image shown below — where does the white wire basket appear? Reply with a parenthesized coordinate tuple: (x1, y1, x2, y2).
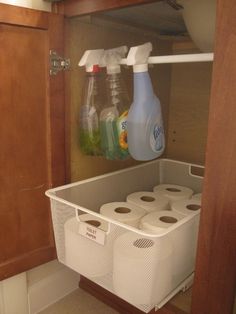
(45, 159, 203, 313)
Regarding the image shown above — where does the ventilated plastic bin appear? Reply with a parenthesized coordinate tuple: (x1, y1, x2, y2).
(45, 159, 203, 313)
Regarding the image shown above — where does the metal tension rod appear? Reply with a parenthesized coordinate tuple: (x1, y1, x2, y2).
(120, 53, 214, 65)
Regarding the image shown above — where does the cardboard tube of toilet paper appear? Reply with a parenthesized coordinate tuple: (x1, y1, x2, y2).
(140, 210, 185, 234)
(126, 191, 170, 213)
(171, 199, 201, 216)
(113, 232, 172, 306)
(100, 202, 146, 228)
(79, 213, 109, 230)
(64, 214, 116, 278)
(153, 184, 193, 203)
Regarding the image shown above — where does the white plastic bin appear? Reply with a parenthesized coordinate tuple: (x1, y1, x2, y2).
(46, 159, 203, 313)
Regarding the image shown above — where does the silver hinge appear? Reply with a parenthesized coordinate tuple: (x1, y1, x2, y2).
(50, 50, 70, 76)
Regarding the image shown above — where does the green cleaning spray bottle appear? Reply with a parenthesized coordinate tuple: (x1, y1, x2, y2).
(78, 49, 105, 156)
(100, 46, 130, 160)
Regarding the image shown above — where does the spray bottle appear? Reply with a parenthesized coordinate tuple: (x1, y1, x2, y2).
(100, 46, 130, 160)
(78, 49, 105, 156)
(127, 42, 165, 160)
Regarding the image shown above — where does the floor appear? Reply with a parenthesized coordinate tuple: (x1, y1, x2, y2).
(39, 287, 236, 314)
(39, 287, 192, 314)
(39, 288, 118, 314)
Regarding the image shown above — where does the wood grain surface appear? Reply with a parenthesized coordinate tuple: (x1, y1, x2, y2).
(54, 0, 161, 18)
(0, 5, 65, 279)
(191, 0, 236, 313)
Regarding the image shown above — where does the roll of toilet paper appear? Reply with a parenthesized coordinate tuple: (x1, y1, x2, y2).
(100, 202, 146, 228)
(191, 193, 202, 202)
(153, 184, 193, 203)
(171, 198, 201, 274)
(113, 232, 172, 307)
(140, 210, 196, 286)
(140, 210, 185, 234)
(126, 191, 170, 213)
(64, 214, 119, 278)
(171, 199, 201, 216)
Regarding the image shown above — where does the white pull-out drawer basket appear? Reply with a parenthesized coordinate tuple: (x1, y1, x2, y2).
(46, 159, 203, 313)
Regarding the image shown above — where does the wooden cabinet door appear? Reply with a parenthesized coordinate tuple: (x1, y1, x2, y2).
(0, 4, 65, 280)
(191, 0, 236, 313)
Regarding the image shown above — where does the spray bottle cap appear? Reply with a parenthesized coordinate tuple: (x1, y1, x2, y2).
(127, 42, 152, 73)
(78, 49, 104, 72)
(101, 46, 128, 74)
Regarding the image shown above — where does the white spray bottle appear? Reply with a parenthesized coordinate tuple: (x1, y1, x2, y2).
(127, 42, 165, 160)
(78, 49, 104, 155)
(100, 46, 130, 160)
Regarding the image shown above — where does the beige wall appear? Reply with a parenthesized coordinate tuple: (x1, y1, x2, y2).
(65, 17, 172, 182)
(65, 17, 212, 180)
(166, 43, 212, 165)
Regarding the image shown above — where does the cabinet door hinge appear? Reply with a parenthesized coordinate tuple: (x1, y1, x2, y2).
(50, 50, 70, 76)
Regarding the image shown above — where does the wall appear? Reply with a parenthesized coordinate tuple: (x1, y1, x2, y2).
(66, 16, 212, 179)
(0, 0, 51, 11)
(166, 42, 212, 165)
(65, 16, 172, 182)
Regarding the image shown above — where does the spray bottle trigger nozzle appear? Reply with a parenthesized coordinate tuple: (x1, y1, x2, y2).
(127, 42, 152, 66)
(78, 49, 104, 72)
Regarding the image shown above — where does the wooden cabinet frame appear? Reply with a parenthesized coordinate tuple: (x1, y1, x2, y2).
(191, 0, 236, 313)
(52, 0, 161, 17)
(1, 1, 235, 313)
(0, 4, 65, 278)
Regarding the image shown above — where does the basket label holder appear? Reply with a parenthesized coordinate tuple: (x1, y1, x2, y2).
(75, 209, 110, 246)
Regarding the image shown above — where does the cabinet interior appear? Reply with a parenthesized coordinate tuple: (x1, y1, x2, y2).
(1, 4, 235, 313)
(65, 7, 213, 182)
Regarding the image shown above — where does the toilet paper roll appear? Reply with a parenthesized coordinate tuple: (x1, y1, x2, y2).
(153, 184, 193, 203)
(113, 232, 172, 306)
(171, 198, 201, 273)
(140, 210, 185, 234)
(100, 202, 146, 228)
(64, 214, 119, 278)
(171, 199, 201, 216)
(140, 210, 195, 286)
(126, 191, 170, 213)
(191, 193, 202, 202)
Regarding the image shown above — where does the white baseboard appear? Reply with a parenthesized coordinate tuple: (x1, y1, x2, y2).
(0, 273, 29, 314)
(28, 264, 80, 314)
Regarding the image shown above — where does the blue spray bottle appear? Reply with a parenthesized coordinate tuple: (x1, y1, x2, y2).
(127, 42, 165, 161)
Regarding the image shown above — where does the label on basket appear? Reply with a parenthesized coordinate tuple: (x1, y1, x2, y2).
(78, 222, 106, 246)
